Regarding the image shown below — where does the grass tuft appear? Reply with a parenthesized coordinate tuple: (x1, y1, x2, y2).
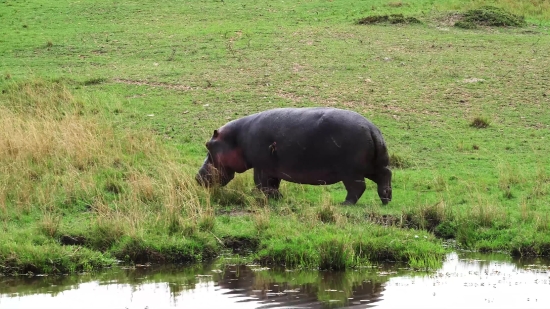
(389, 153, 412, 169)
(38, 212, 61, 238)
(455, 20, 478, 29)
(470, 116, 490, 128)
(357, 14, 421, 25)
(198, 209, 216, 232)
(457, 6, 526, 28)
(82, 77, 107, 86)
(253, 209, 271, 233)
(317, 203, 338, 224)
(318, 239, 353, 270)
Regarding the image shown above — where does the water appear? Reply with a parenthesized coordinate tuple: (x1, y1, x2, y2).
(1, 251, 549, 309)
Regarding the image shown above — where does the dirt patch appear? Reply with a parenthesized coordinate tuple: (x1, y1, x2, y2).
(387, 2, 408, 8)
(112, 78, 194, 91)
(276, 90, 305, 103)
(364, 213, 403, 226)
(59, 235, 87, 246)
(454, 6, 526, 29)
(215, 209, 252, 216)
(222, 236, 259, 253)
(363, 210, 446, 235)
(357, 14, 422, 25)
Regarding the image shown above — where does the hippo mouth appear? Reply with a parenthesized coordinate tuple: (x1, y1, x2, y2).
(195, 173, 211, 187)
(196, 164, 235, 187)
(378, 186, 392, 205)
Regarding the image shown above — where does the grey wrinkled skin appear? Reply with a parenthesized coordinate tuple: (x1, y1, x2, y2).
(196, 107, 392, 205)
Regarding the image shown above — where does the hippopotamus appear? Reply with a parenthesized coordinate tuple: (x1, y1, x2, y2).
(196, 107, 392, 205)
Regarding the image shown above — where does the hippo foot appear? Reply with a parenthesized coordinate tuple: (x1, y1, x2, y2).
(266, 191, 283, 200)
(259, 188, 283, 200)
(340, 200, 357, 206)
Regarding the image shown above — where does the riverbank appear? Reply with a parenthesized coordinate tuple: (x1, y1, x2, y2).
(3, 251, 550, 309)
(0, 80, 445, 275)
(2, 0, 550, 275)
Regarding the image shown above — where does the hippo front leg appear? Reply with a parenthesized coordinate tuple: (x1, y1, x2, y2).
(253, 168, 283, 199)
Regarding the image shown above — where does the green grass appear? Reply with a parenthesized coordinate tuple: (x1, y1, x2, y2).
(1, 0, 550, 275)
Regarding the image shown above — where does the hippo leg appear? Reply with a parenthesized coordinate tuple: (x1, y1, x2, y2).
(341, 177, 366, 205)
(253, 168, 283, 199)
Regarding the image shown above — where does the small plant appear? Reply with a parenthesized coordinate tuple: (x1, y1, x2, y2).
(457, 6, 526, 28)
(129, 173, 157, 203)
(454, 21, 477, 29)
(90, 218, 126, 250)
(433, 175, 447, 192)
(317, 203, 337, 224)
(82, 77, 106, 86)
(408, 202, 446, 231)
(38, 213, 61, 237)
(434, 221, 457, 239)
(198, 211, 216, 232)
(470, 116, 490, 128)
(519, 200, 530, 222)
(318, 239, 353, 270)
(471, 201, 505, 228)
(498, 163, 521, 199)
(387, 2, 406, 8)
(532, 168, 549, 197)
(389, 153, 411, 168)
(104, 179, 123, 194)
(535, 214, 550, 232)
(253, 209, 270, 233)
(502, 186, 514, 199)
(181, 222, 198, 237)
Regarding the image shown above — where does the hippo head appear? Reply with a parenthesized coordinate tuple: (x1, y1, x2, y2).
(377, 169, 393, 205)
(196, 129, 247, 188)
(378, 186, 392, 205)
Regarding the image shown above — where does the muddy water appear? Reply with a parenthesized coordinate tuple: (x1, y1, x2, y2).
(1, 252, 549, 309)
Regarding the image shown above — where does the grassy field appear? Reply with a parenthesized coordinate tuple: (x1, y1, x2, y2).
(1, 0, 549, 275)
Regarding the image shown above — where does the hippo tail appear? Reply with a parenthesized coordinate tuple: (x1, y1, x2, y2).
(370, 128, 390, 168)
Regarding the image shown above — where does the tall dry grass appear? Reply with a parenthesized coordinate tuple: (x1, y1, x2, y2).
(0, 79, 213, 237)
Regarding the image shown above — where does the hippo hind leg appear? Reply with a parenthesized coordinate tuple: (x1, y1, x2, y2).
(341, 177, 366, 205)
(253, 168, 282, 199)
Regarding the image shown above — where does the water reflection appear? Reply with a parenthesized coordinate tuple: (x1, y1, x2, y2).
(1, 252, 549, 309)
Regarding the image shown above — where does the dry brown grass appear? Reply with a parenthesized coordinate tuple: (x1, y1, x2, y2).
(0, 106, 104, 214)
(0, 79, 214, 234)
(469, 195, 508, 228)
(253, 207, 271, 233)
(38, 212, 61, 237)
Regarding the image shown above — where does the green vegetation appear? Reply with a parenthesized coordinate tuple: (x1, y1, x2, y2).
(470, 116, 491, 128)
(1, 0, 550, 275)
(455, 6, 527, 29)
(357, 14, 422, 25)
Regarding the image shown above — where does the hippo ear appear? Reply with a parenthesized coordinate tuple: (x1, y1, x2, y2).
(213, 130, 219, 138)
